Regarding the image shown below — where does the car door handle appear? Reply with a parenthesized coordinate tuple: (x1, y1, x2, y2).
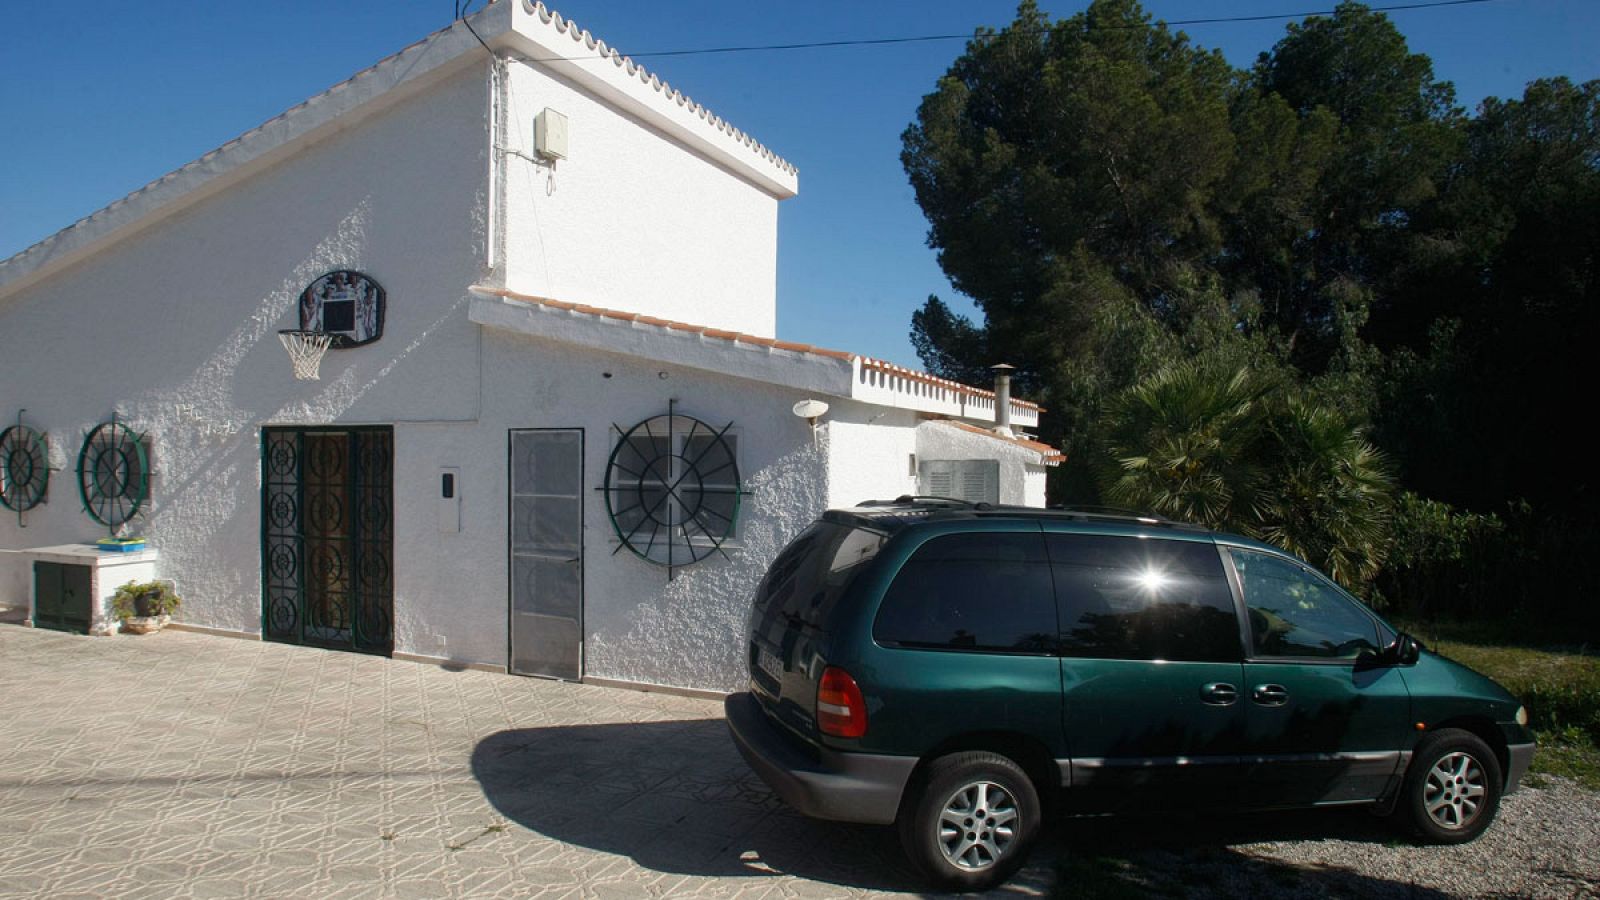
(1199, 682, 1238, 706)
(1252, 684, 1290, 706)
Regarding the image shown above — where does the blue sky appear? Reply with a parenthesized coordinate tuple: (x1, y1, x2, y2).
(2, 1, 1595, 368)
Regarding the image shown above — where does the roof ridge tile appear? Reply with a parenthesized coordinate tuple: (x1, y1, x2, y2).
(524, 1, 797, 178)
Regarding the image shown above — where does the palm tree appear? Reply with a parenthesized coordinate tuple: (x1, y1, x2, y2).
(1100, 361, 1394, 589)
(1099, 360, 1271, 529)
(1256, 398, 1394, 587)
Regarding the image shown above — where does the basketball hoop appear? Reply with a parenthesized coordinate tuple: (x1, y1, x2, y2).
(278, 330, 334, 381)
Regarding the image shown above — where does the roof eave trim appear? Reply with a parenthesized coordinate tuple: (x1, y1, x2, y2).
(469, 292, 855, 396)
(928, 419, 1066, 467)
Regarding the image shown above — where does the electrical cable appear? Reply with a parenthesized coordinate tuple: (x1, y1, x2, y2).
(456, 0, 495, 58)
(517, 0, 1508, 63)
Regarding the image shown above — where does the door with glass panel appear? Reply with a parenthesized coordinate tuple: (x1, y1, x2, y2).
(509, 429, 584, 679)
(1046, 531, 1249, 810)
(1225, 547, 1411, 806)
(261, 426, 393, 655)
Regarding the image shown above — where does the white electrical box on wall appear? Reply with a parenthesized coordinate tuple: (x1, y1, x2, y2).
(535, 108, 569, 160)
(438, 467, 461, 534)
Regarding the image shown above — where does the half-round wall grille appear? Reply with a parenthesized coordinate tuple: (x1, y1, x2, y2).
(0, 424, 49, 512)
(602, 413, 741, 572)
(77, 419, 150, 528)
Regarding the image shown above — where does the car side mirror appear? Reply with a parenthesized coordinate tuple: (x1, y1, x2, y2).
(1384, 633, 1422, 667)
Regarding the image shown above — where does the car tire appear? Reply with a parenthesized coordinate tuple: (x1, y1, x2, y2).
(1396, 728, 1503, 844)
(897, 751, 1041, 892)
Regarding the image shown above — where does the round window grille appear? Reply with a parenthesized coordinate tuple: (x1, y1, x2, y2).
(77, 419, 150, 528)
(602, 412, 741, 573)
(0, 424, 50, 513)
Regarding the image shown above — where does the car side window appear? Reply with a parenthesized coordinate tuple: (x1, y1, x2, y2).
(1228, 549, 1380, 659)
(873, 532, 1057, 654)
(1047, 534, 1241, 663)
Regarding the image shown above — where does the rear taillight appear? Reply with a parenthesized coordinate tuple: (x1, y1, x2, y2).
(816, 666, 868, 738)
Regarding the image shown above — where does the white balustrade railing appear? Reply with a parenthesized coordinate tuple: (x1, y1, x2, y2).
(850, 358, 1040, 428)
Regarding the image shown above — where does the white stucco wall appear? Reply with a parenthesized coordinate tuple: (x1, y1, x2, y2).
(389, 330, 828, 690)
(0, 44, 1038, 696)
(914, 422, 1050, 508)
(498, 58, 781, 337)
(0, 64, 491, 632)
(823, 405, 921, 510)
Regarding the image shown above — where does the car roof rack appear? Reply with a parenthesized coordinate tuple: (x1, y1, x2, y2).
(856, 495, 995, 510)
(846, 497, 1203, 531)
(1047, 503, 1161, 518)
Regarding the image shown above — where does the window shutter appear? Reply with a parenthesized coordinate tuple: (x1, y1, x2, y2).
(918, 459, 999, 504)
(920, 460, 956, 497)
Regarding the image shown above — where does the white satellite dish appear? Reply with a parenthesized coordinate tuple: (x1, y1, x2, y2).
(792, 399, 829, 420)
(792, 399, 829, 448)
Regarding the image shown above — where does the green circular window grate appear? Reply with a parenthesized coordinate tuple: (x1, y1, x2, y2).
(77, 418, 150, 529)
(0, 423, 49, 513)
(601, 410, 741, 575)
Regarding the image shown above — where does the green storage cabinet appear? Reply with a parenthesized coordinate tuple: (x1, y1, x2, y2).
(34, 561, 92, 634)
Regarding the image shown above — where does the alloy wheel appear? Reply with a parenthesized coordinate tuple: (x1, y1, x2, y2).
(1423, 751, 1487, 830)
(937, 780, 1018, 870)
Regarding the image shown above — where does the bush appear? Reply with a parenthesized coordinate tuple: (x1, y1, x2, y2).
(1375, 492, 1502, 618)
(111, 580, 181, 620)
(1380, 497, 1600, 638)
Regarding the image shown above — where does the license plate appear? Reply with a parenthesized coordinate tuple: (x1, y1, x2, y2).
(756, 646, 784, 683)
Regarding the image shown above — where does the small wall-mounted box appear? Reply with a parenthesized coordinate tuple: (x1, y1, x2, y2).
(438, 467, 461, 534)
(535, 108, 569, 160)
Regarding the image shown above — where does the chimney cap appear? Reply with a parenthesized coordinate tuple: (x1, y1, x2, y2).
(990, 363, 1017, 373)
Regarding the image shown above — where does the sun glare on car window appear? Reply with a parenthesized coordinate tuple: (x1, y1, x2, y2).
(1135, 568, 1169, 592)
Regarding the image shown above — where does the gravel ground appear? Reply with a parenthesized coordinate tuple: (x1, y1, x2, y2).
(1043, 776, 1600, 899)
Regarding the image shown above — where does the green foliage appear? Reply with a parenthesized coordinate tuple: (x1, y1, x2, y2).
(111, 580, 181, 620)
(902, 0, 1600, 625)
(902, 0, 1238, 375)
(1100, 360, 1270, 529)
(1377, 493, 1502, 615)
(1255, 398, 1393, 586)
(1099, 360, 1392, 588)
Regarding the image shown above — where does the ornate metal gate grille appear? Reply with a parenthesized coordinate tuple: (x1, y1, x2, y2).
(261, 427, 393, 654)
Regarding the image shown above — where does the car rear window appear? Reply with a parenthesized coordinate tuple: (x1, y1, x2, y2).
(873, 532, 1057, 654)
(751, 521, 886, 632)
(1048, 534, 1241, 662)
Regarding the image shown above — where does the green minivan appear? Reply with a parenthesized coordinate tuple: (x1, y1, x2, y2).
(725, 499, 1535, 891)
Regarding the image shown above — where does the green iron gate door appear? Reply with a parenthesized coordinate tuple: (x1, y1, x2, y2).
(261, 427, 393, 654)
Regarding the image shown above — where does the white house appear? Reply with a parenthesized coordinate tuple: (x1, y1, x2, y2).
(0, 0, 1059, 694)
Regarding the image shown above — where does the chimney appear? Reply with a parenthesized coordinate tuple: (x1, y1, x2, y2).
(991, 363, 1016, 437)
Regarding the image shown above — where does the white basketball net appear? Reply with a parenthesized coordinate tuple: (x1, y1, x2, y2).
(278, 331, 334, 381)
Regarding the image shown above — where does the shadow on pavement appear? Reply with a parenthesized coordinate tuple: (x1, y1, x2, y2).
(1047, 808, 1456, 899)
(472, 719, 927, 892)
(472, 719, 1452, 898)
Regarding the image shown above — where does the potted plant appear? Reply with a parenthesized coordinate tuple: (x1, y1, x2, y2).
(112, 579, 181, 634)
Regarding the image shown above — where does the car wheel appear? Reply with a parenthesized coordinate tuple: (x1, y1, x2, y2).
(897, 751, 1041, 892)
(1397, 728, 1503, 844)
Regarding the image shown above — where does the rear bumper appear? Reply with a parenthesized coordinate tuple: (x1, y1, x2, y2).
(1505, 741, 1536, 793)
(724, 692, 916, 825)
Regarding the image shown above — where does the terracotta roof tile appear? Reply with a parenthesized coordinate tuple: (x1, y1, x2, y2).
(938, 420, 1066, 466)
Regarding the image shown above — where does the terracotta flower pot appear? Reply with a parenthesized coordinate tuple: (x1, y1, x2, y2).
(121, 615, 170, 635)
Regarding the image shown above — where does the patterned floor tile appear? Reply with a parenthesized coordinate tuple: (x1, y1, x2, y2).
(0, 626, 1055, 897)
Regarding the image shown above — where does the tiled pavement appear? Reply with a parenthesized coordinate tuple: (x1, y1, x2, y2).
(0, 625, 1056, 899)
